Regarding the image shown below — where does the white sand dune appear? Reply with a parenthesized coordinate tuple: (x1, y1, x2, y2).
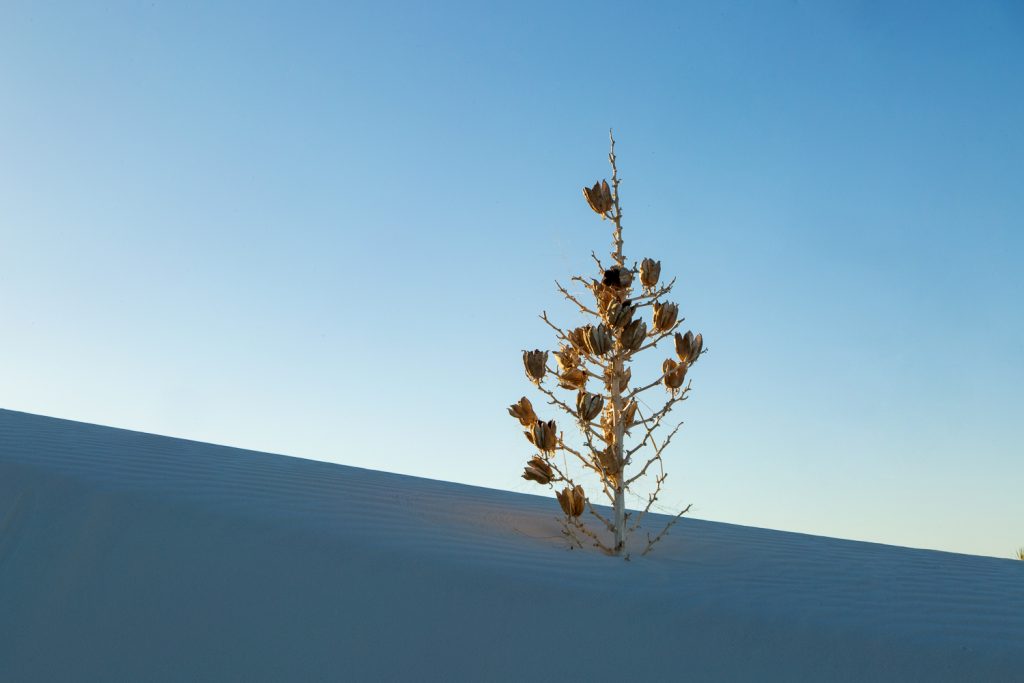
(1, 408, 1021, 681)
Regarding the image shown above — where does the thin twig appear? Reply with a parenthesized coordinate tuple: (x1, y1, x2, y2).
(540, 311, 568, 339)
(626, 419, 685, 485)
(587, 500, 615, 533)
(642, 503, 693, 556)
(629, 320, 684, 358)
(629, 472, 667, 533)
(631, 277, 677, 305)
(566, 515, 614, 554)
(555, 280, 600, 316)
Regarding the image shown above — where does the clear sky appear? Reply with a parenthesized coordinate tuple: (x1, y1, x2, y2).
(2, 1, 1022, 559)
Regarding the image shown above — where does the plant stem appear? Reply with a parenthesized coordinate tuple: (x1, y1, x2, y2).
(608, 129, 627, 554)
(609, 129, 624, 267)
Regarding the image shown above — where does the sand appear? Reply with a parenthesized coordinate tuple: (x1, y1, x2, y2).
(1, 408, 1021, 681)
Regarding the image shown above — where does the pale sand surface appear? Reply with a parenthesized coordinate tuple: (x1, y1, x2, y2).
(1, 408, 1021, 681)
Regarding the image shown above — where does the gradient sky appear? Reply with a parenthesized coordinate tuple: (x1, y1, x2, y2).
(2, 1, 1022, 559)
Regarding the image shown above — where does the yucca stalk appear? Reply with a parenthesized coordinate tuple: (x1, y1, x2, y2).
(510, 131, 705, 556)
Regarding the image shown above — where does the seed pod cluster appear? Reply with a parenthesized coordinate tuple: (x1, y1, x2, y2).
(583, 180, 613, 216)
(526, 419, 558, 452)
(507, 397, 537, 426)
(556, 484, 587, 517)
(523, 350, 548, 383)
(640, 258, 661, 289)
(674, 330, 703, 366)
(652, 302, 679, 333)
(522, 455, 555, 485)
(662, 358, 687, 391)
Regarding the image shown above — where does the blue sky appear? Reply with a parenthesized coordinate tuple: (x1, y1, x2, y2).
(2, 1, 1021, 558)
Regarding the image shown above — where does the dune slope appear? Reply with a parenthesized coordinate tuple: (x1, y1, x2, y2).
(0, 409, 1021, 681)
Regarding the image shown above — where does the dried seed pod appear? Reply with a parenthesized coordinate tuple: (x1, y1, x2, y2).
(674, 330, 704, 365)
(523, 349, 548, 383)
(553, 345, 580, 372)
(602, 265, 633, 289)
(596, 447, 620, 485)
(525, 419, 558, 452)
(674, 331, 693, 364)
(558, 367, 588, 391)
(567, 327, 589, 353)
(507, 397, 537, 426)
(640, 258, 661, 289)
(522, 455, 555, 485)
(576, 391, 604, 422)
(583, 179, 613, 216)
(584, 324, 613, 356)
(556, 484, 587, 517)
(604, 300, 635, 328)
(622, 399, 638, 430)
(620, 318, 647, 351)
(689, 332, 703, 365)
(652, 302, 679, 333)
(662, 358, 687, 391)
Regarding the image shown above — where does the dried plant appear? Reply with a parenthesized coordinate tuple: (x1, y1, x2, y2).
(1017, 547, 1024, 561)
(509, 131, 705, 556)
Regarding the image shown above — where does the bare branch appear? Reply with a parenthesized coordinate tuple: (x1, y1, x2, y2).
(537, 379, 578, 417)
(555, 280, 599, 316)
(537, 379, 609, 444)
(629, 320, 684, 357)
(626, 375, 666, 400)
(541, 384, 615, 500)
(632, 391, 689, 427)
(632, 277, 677, 306)
(626, 369, 690, 402)
(554, 435, 601, 477)
(629, 472, 666, 533)
(565, 514, 614, 554)
(587, 501, 615, 533)
(625, 419, 684, 486)
(532, 403, 614, 502)
(540, 311, 568, 339)
(641, 503, 693, 556)
(543, 457, 572, 486)
(570, 275, 598, 295)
